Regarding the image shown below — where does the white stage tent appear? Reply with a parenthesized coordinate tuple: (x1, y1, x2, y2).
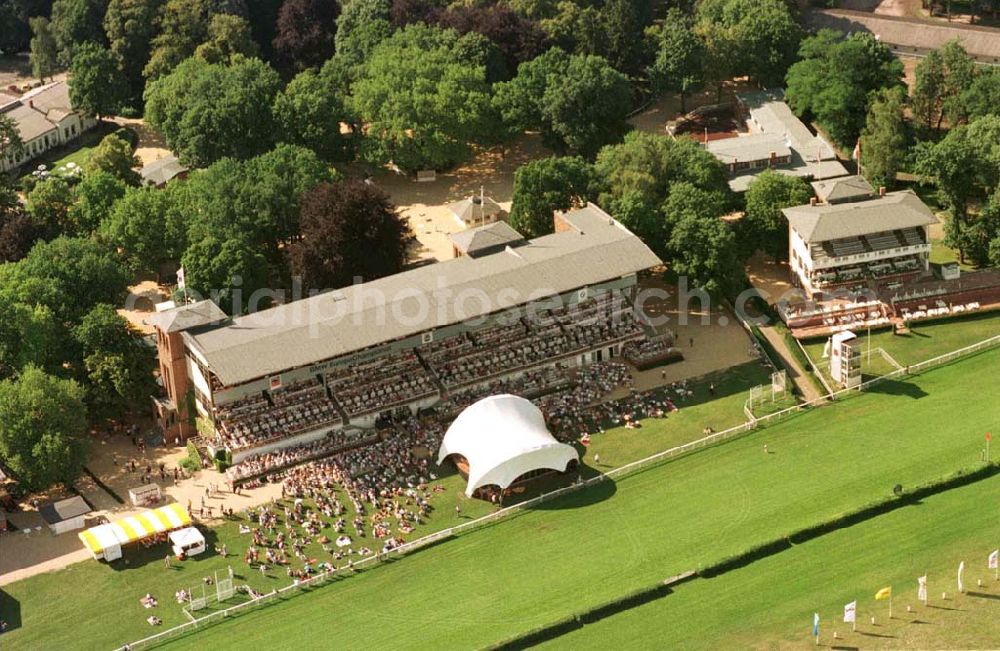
(438, 394, 578, 496)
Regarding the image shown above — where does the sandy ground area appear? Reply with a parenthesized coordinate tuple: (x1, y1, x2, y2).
(0, 431, 285, 585)
(746, 251, 801, 306)
(629, 276, 760, 392)
(627, 79, 755, 137)
(119, 279, 171, 334)
(368, 133, 550, 262)
(109, 117, 173, 166)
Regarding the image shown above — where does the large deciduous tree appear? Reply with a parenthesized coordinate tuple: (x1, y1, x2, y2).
(509, 156, 597, 238)
(273, 61, 353, 162)
(742, 171, 813, 261)
(272, 0, 339, 71)
(180, 234, 271, 315)
(84, 133, 140, 184)
(785, 30, 904, 147)
(25, 177, 75, 237)
(860, 87, 908, 191)
(68, 171, 129, 235)
(50, 0, 104, 66)
(289, 179, 413, 292)
(144, 56, 282, 166)
(194, 13, 258, 63)
(695, 0, 801, 87)
(334, 0, 392, 69)
(72, 304, 156, 417)
(29, 16, 59, 81)
(101, 185, 187, 273)
(494, 47, 632, 158)
(143, 0, 249, 80)
(0, 366, 88, 491)
(104, 0, 165, 108)
(437, 2, 548, 80)
(646, 8, 705, 113)
(0, 236, 129, 323)
(350, 24, 500, 172)
(912, 40, 977, 132)
(68, 42, 125, 118)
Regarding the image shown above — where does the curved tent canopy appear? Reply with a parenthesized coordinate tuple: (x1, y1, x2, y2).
(438, 394, 578, 496)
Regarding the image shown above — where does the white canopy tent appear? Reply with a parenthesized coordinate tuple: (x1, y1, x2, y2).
(438, 394, 578, 496)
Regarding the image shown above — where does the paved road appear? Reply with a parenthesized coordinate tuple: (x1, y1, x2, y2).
(759, 326, 827, 403)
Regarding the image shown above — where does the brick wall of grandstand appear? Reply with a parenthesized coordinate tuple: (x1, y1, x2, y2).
(219, 396, 342, 451)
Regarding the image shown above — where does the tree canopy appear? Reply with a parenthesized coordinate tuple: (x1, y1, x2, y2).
(289, 179, 413, 292)
(0, 366, 88, 491)
(274, 62, 354, 162)
(68, 42, 126, 118)
(273, 0, 338, 71)
(494, 47, 632, 158)
(646, 8, 705, 113)
(785, 29, 904, 147)
(509, 156, 597, 238)
(742, 171, 813, 261)
(350, 24, 500, 172)
(144, 55, 282, 166)
(860, 87, 908, 191)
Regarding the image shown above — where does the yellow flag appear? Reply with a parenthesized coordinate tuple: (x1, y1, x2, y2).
(875, 586, 892, 600)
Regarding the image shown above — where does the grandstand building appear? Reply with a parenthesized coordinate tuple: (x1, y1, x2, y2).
(784, 189, 937, 299)
(151, 204, 663, 462)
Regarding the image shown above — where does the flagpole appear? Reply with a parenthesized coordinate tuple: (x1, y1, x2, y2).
(889, 594, 892, 619)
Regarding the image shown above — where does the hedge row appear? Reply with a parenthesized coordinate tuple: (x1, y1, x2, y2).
(701, 462, 999, 578)
(490, 573, 697, 649)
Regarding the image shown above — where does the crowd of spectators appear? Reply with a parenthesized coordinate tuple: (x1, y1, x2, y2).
(225, 429, 378, 483)
(218, 394, 342, 452)
(327, 352, 436, 417)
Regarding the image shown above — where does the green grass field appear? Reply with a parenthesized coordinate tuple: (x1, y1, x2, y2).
(544, 468, 1000, 650)
(802, 310, 1000, 383)
(0, 363, 769, 650)
(123, 348, 1000, 651)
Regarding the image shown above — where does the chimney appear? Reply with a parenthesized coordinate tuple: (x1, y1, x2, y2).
(810, 197, 818, 206)
(879, 186, 886, 197)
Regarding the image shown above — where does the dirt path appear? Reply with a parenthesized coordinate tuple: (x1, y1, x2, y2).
(758, 326, 826, 402)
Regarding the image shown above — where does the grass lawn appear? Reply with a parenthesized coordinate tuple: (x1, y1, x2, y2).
(545, 467, 1000, 650)
(77, 347, 1000, 651)
(0, 363, 768, 650)
(16, 121, 125, 183)
(802, 310, 1000, 383)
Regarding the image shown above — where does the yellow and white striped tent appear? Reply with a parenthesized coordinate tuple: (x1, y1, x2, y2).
(78, 503, 191, 561)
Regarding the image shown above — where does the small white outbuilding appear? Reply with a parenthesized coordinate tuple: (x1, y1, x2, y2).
(438, 394, 578, 497)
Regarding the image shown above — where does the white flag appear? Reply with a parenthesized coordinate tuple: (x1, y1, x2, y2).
(918, 575, 927, 603)
(843, 601, 856, 623)
(989, 550, 999, 570)
(958, 561, 966, 593)
(176, 266, 186, 290)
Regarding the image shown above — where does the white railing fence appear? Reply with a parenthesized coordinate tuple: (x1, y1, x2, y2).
(114, 333, 1000, 651)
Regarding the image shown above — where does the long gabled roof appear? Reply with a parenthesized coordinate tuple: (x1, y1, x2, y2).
(185, 204, 662, 387)
(783, 190, 938, 243)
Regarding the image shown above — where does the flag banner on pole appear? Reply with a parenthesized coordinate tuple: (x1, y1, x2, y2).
(875, 586, 892, 600)
(989, 550, 998, 570)
(958, 561, 965, 593)
(918, 575, 927, 602)
(176, 266, 186, 290)
(843, 601, 856, 623)
(812, 612, 819, 636)
(852, 138, 860, 161)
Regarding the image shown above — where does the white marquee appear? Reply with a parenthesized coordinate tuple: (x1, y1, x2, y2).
(438, 394, 578, 496)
